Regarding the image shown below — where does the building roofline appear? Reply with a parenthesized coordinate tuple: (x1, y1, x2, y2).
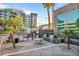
(40, 23, 52, 27)
(54, 3, 79, 16)
(54, 4, 69, 12)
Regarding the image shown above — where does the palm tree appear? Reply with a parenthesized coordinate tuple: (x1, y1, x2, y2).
(42, 3, 51, 30)
(50, 3, 56, 35)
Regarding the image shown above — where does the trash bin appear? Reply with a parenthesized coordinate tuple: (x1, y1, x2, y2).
(61, 39, 64, 43)
(14, 38, 19, 43)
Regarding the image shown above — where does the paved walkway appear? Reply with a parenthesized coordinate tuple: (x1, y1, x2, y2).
(0, 38, 79, 56)
(0, 38, 53, 55)
(6, 43, 79, 56)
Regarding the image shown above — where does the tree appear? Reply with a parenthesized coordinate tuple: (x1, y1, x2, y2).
(42, 3, 51, 30)
(0, 11, 25, 48)
(50, 3, 54, 30)
(76, 18, 79, 30)
(14, 16, 24, 32)
(51, 3, 56, 35)
(64, 29, 74, 49)
(32, 24, 37, 28)
(0, 19, 6, 34)
(8, 17, 16, 48)
(8, 16, 24, 48)
(0, 19, 3, 26)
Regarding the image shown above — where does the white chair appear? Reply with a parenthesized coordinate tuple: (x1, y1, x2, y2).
(43, 34, 46, 40)
(43, 34, 46, 38)
(49, 35, 54, 42)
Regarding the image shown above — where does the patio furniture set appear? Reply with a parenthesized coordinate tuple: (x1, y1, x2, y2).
(43, 34, 61, 44)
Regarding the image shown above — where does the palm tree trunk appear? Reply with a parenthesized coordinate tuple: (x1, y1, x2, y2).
(52, 5, 54, 31)
(52, 4, 57, 36)
(47, 8, 50, 30)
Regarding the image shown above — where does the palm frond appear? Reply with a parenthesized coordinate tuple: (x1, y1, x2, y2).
(42, 3, 51, 9)
(50, 3, 55, 7)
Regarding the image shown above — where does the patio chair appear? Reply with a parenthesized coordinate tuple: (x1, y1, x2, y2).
(43, 34, 50, 42)
(33, 33, 43, 44)
(34, 38, 43, 44)
(43, 34, 46, 40)
(49, 35, 54, 42)
(23, 33, 31, 41)
(52, 35, 61, 44)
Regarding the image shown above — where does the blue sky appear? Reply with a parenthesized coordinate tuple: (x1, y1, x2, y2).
(0, 3, 68, 26)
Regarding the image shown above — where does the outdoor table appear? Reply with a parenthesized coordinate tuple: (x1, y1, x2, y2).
(34, 38, 43, 44)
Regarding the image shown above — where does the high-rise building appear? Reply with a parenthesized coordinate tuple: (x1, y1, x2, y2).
(55, 3, 79, 35)
(30, 13, 37, 28)
(23, 13, 37, 29)
(0, 8, 37, 29)
(0, 8, 25, 20)
(0, 9, 9, 20)
(24, 14, 31, 28)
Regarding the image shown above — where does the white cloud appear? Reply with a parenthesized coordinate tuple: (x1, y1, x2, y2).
(23, 10, 36, 14)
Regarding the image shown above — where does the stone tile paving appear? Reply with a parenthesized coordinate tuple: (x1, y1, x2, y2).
(0, 38, 79, 56)
(0, 39, 53, 56)
(8, 43, 79, 56)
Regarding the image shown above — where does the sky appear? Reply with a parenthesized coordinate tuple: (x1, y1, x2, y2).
(0, 3, 68, 26)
